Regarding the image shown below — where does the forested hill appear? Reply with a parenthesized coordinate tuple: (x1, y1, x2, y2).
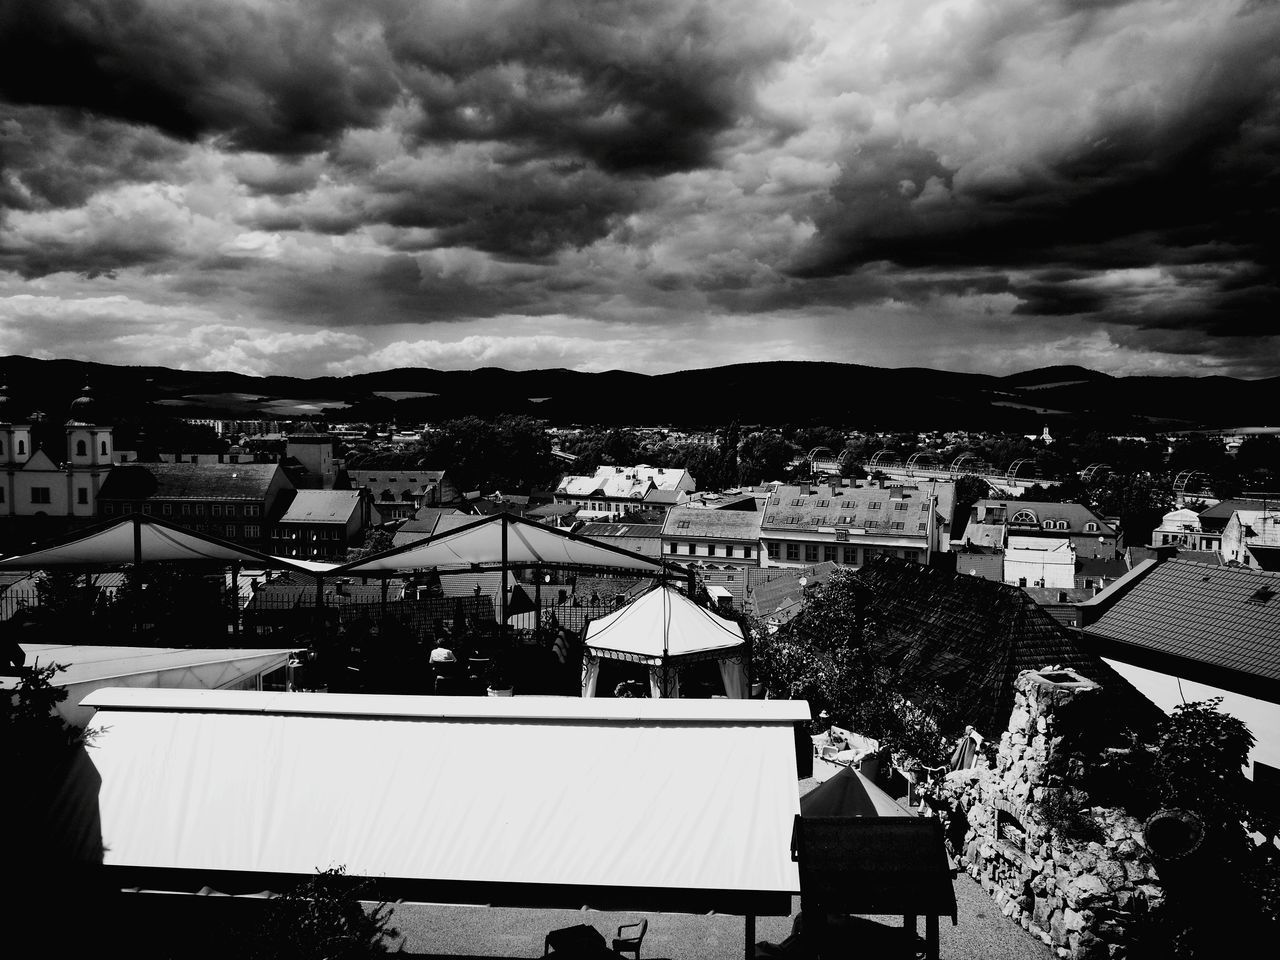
(0, 355, 1275, 429)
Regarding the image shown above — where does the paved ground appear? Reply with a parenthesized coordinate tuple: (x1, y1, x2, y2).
(388, 779, 1052, 960)
(390, 872, 1052, 960)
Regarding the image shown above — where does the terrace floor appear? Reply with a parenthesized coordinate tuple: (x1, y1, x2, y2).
(389, 779, 1052, 960)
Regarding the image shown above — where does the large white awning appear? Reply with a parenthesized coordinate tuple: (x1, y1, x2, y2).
(0, 515, 316, 573)
(334, 513, 664, 575)
(76, 689, 808, 914)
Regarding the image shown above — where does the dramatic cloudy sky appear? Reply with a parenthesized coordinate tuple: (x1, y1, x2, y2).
(1, 0, 1277, 378)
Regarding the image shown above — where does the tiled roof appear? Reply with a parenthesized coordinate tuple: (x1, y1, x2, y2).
(1086, 560, 1280, 698)
(955, 552, 1004, 582)
(661, 506, 763, 540)
(1077, 556, 1128, 579)
(576, 523, 664, 540)
(98, 463, 283, 501)
(761, 483, 943, 536)
(278, 490, 362, 524)
(746, 562, 839, 624)
(850, 558, 1159, 736)
(971, 499, 1115, 536)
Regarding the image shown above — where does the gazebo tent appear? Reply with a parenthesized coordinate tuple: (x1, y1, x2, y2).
(582, 584, 747, 698)
(799, 765, 917, 818)
(334, 513, 665, 621)
(66, 689, 807, 932)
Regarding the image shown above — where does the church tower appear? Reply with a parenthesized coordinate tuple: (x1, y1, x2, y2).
(64, 385, 113, 517)
(0, 386, 33, 517)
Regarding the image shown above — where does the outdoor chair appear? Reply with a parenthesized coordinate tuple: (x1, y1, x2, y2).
(612, 919, 647, 959)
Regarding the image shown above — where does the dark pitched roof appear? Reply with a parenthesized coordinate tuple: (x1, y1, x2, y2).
(662, 506, 764, 540)
(763, 483, 943, 534)
(1085, 560, 1280, 700)
(851, 558, 1159, 736)
(98, 463, 283, 501)
(1198, 498, 1274, 533)
(1076, 556, 1128, 579)
(746, 562, 839, 625)
(278, 490, 362, 524)
(972, 499, 1115, 536)
(576, 522, 664, 540)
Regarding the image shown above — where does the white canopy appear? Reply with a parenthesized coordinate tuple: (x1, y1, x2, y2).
(73, 688, 807, 915)
(334, 513, 663, 575)
(0, 515, 314, 573)
(582, 585, 748, 698)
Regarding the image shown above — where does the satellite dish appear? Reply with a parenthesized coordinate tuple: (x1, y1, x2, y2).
(798, 577, 808, 587)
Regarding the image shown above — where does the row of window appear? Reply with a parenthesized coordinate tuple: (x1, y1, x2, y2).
(0, 486, 89, 506)
(276, 529, 344, 540)
(72, 439, 109, 457)
(666, 542, 754, 559)
(775, 497, 926, 512)
(765, 542, 923, 565)
(103, 501, 261, 518)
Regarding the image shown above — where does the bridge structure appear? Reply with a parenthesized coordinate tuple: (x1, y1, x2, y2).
(833, 449, 1064, 495)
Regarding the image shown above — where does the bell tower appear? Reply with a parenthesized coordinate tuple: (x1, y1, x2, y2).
(64, 385, 113, 516)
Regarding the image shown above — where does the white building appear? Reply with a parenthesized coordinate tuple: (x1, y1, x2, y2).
(1004, 535, 1076, 589)
(554, 465, 695, 519)
(1222, 508, 1280, 571)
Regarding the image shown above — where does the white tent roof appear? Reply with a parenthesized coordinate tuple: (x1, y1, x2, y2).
(335, 513, 664, 575)
(75, 689, 807, 913)
(584, 585, 745, 662)
(5, 645, 297, 727)
(0, 515, 314, 572)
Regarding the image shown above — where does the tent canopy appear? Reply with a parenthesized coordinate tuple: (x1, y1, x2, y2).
(0, 514, 317, 573)
(584, 584, 744, 663)
(334, 513, 663, 575)
(799, 766, 916, 819)
(73, 688, 808, 915)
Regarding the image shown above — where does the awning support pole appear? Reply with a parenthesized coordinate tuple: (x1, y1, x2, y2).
(500, 513, 509, 627)
(133, 514, 143, 640)
(231, 562, 240, 640)
(744, 914, 755, 960)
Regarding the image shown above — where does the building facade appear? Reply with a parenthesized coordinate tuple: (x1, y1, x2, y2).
(272, 490, 374, 561)
(555, 465, 695, 519)
(659, 505, 762, 568)
(962, 500, 1120, 559)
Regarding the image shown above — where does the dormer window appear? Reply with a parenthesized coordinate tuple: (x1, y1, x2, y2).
(1084, 522, 1099, 533)
(1011, 509, 1038, 525)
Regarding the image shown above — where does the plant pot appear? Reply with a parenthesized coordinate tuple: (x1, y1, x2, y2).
(486, 686, 514, 697)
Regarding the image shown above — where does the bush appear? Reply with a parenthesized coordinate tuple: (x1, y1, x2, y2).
(245, 867, 402, 959)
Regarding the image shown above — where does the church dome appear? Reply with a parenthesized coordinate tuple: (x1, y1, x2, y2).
(0, 385, 11, 423)
(68, 385, 98, 424)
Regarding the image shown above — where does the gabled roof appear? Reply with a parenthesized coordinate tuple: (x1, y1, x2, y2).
(278, 490, 362, 524)
(972, 500, 1115, 536)
(746, 562, 839, 625)
(851, 558, 1159, 736)
(662, 506, 764, 540)
(762, 483, 947, 534)
(1199, 498, 1275, 532)
(99, 462, 283, 501)
(577, 522, 664, 540)
(584, 585, 744, 662)
(1084, 560, 1280, 701)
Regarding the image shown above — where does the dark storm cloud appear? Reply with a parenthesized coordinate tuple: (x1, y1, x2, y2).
(0, 0, 798, 170)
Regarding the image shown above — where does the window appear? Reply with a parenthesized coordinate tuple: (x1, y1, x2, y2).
(786, 543, 800, 561)
(677, 519, 690, 529)
(30, 487, 51, 504)
(0, 488, 4, 503)
(75, 439, 87, 456)
(843, 546, 858, 564)
(212, 505, 223, 517)
(894, 502, 907, 511)
(162, 504, 172, 515)
(824, 546, 837, 563)
(1018, 577, 1027, 587)
(725, 545, 735, 558)
(805, 544, 819, 562)
(868, 501, 882, 510)
(865, 520, 880, 528)
(17, 440, 24, 455)
(103, 504, 113, 515)
(1011, 509, 1037, 525)
(123, 504, 133, 514)
(181, 503, 191, 515)
(707, 544, 717, 557)
(790, 498, 803, 506)
(921, 503, 930, 512)
(1084, 522, 1099, 533)
(918, 522, 927, 531)
(669, 542, 678, 554)
(767, 542, 779, 560)
(743, 546, 752, 559)
(687, 543, 696, 555)
(246, 505, 260, 518)
(194, 504, 204, 515)
(245, 525, 260, 539)
(890, 521, 905, 530)
(100, 441, 107, 455)
(225, 504, 237, 518)
(142, 504, 152, 515)
(77, 487, 88, 505)
(225, 525, 237, 538)
(816, 499, 830, 507)
(836, 529, 848, 541)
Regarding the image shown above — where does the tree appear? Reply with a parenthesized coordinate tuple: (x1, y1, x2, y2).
(342, 527, 395, 564)
(751, 570, 963, 767)
(421, 415, 554, 493)
(1087, 472, 1172, 544)
(737, 431, 797, 485)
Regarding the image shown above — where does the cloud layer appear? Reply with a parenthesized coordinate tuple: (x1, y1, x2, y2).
(1, 0, 1277, 378)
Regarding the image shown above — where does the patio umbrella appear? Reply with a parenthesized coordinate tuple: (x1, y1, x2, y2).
(800, 765, 916, 818)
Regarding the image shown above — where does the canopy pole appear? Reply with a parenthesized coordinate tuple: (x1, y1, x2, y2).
(133, 514, 143, 640)
(500, 514, 509, 627)
(314, 574, 324, 644)
(231, 562, 240, 640)
(744, 914, 755, 960)
(381, 575, 388, 621)
(534, 564, 542, 626)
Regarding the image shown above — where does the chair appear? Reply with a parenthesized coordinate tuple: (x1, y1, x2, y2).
(612, 919, 647, 959)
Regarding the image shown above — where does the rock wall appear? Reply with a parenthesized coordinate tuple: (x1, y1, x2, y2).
(938, 668, 1163, 960)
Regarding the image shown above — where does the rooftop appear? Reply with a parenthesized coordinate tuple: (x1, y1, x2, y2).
(1085, 560, 1280, 699)
(278, 490, 363, 524)
(98, 462, 283, 501)
(662, 505, 764, 540)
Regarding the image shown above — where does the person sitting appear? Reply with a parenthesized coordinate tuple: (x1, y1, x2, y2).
(429, 637, 457, 665)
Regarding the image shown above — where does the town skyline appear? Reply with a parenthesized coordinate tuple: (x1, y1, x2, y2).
(1, 1, 1278, 380)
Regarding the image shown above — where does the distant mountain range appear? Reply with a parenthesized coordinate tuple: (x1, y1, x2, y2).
(0, 356, 1276, 430)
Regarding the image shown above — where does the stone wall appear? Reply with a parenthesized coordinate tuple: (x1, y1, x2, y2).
(938, 668, 1164, 960)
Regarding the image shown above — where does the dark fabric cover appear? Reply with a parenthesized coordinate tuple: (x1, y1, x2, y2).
(799, 766, 915, 818)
